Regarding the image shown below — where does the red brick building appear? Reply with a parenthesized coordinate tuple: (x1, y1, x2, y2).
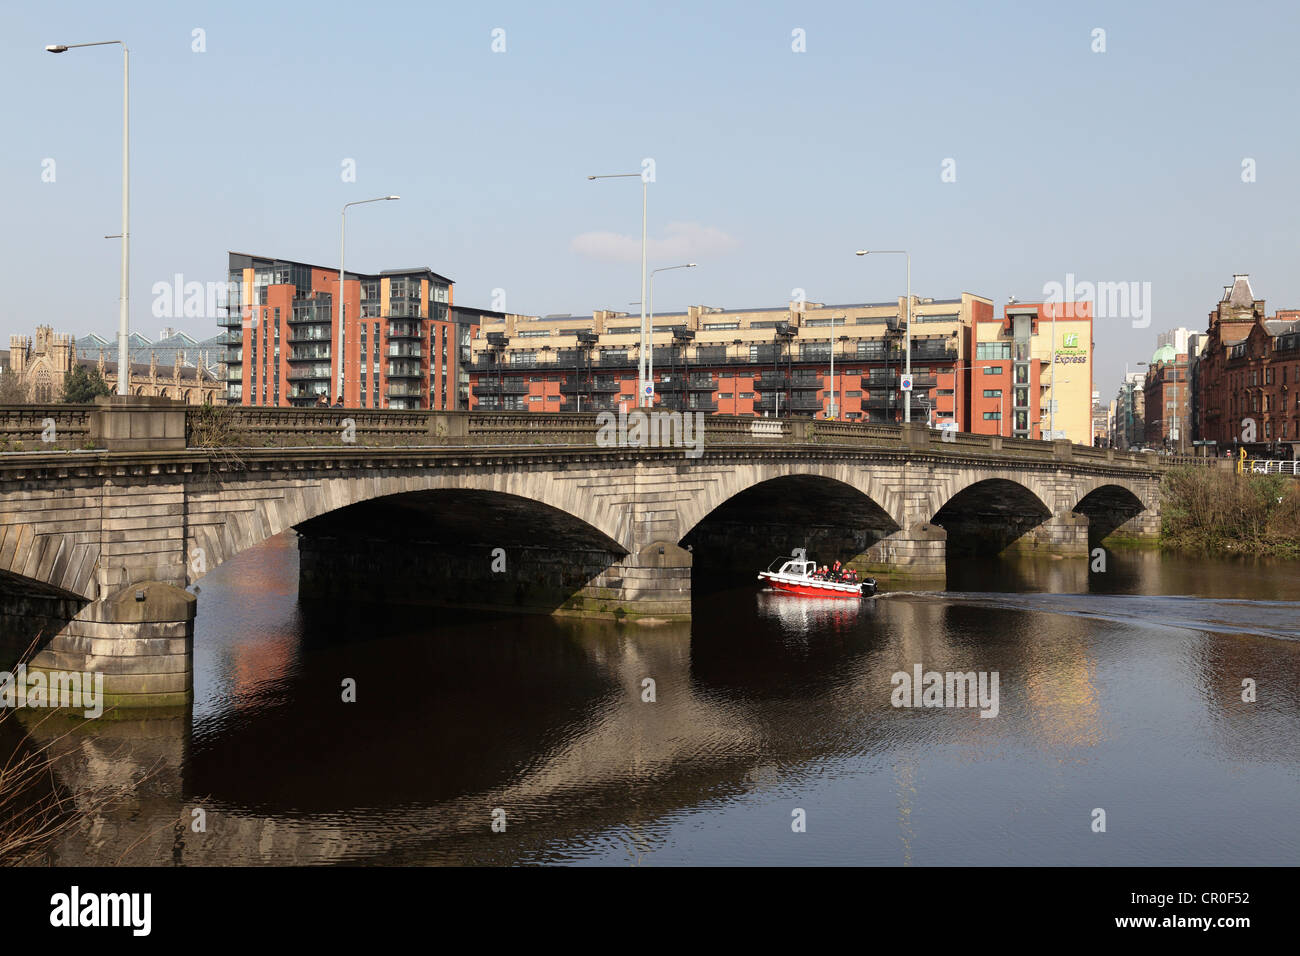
(467, 297, 990, 424)
(219, 253, 459, 409)
(1194, 275, 1300, 455)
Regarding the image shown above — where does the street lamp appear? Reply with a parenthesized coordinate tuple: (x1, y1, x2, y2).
(47, 40, 131, 395)
(589, 172, 649, 406)
(1045, 301, 1060, 439)
(648, 263, 697, 402)
(856, 250, 912, 422)
(338, 195, 399, 403)
(828, 315, 846, 419)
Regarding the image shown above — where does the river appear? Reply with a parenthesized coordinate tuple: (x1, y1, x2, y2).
(16, 533, 1300, 866)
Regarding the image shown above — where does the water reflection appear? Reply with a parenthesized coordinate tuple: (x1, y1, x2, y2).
(14, 533, 1300, 866)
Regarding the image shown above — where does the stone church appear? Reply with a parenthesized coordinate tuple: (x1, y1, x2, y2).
(4, 325, 225, 404)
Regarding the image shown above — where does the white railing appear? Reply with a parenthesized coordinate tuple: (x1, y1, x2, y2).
(1246, 459, 1300, 475)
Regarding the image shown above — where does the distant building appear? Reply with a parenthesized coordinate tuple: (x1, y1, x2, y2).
(1112, 372, 1146, 450)
(5, 325, 224, 404)
(971, 301, 1093, 442)
(469, 295, 995, 426)
(219, 252, 466, 409)
(1194, 274, 1300, 455)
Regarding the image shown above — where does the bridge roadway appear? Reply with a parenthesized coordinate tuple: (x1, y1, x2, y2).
(0, 398, 1169, 707)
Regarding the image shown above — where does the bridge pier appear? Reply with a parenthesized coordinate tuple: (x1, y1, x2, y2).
(1003, 510, 1091, 556)
(859, 523, 947, 589)
(23, 583, 195, 712)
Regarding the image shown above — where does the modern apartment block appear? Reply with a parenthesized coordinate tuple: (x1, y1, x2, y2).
(970, 301, 1094, 442)
(1194, 274, 1300, 454)
(218, 253, 456, 409)
(468, 295, 995, 424)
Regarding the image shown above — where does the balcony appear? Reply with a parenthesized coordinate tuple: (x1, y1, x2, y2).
(386, 360, 422, 379)
(790, 372, 824, 390)
(657, 374, 715, 392)
(287, 366, 332, 383)
(387, 344, 423, 358)
(387, 322, 423, 340)
(754, 393, 822, 413)
(561, 377, 620, 395)
(289, 345, 332, 362)
(660, 394, 717, 413)
(386, 382, 425, 398)
(560, 397, 620, 413)
(473, 379, 528, 396)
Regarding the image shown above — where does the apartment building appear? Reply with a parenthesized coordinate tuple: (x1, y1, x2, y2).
(469, 295, 994, 424)
(970, 301, 1094, 442)
(219, 253, 456, 409)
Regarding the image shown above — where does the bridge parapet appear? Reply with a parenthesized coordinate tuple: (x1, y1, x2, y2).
(0, 401, 1184, 475)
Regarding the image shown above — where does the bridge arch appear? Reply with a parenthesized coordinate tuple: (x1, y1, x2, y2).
(930, 477, 1055, 555)
(675, 460, 905, 543)
(186, 467, 632, 587)
(677, 466, 902, 587)
(1072, 482, 1150, 544)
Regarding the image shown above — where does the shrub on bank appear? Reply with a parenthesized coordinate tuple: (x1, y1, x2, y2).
(1160, 466, 1300, 557)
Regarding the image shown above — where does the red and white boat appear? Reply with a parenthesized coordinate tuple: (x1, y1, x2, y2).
(757, 554, 877, 598)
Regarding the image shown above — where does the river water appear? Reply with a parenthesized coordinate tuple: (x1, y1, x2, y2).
(20, 533, 1300, 866)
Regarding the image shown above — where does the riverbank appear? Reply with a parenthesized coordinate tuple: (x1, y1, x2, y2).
(1159, 466, 1300, 558)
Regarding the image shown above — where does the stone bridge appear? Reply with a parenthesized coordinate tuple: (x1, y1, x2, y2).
(0, 399, 1171, 707)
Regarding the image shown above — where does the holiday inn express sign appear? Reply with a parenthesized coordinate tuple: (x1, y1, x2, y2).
(1055, 332, 1087, 364)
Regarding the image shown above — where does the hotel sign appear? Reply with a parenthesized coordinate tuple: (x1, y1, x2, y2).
(1055, 332, 1087, 365)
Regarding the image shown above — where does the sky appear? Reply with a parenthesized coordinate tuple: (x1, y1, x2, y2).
(3, 0, 1299, 395)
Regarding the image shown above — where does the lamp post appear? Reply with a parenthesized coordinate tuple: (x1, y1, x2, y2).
(1046, 302, 1059, 439)
(827, 315, 846, 419)
(46, 40, 131, 395)
(648, 263, 696, 404)
(856, 250, 911, 422)
(338, 195, 400, 403)
(589, 172, 649, 406)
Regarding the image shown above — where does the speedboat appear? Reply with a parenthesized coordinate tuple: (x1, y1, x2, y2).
(757, 554, 877, 598)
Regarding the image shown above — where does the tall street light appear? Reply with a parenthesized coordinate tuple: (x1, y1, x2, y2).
(856, 250, 911, 422)
(588, 172, 649, 406)
(648, 263, 697, 401)
(47, 40, 131, 395)
(828, 314, 846, 419)
(1045, 301, 1059, 439)
(338, 195, 399, 403)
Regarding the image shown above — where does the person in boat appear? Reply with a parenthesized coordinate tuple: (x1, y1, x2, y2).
(817, 565, 830, 580)
(831, 560, 842, 581)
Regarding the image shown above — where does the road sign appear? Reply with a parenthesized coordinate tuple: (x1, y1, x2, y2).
(900, 376, 913, 392)
(643, 383, 654, 397)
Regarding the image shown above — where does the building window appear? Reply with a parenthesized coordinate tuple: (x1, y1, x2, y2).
(983, 411, 1002, 420)
(983, 365, 1003, 374)
(977, 342, 1012, 360)
(983, 389, 1002, 398)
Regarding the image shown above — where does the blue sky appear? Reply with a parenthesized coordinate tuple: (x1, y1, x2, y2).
(3, 0, 1298, 393)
